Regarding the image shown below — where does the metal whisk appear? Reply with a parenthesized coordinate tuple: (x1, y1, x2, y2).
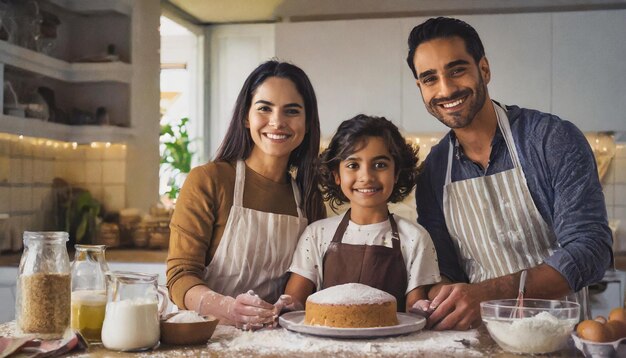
(511, 270, 528, 319)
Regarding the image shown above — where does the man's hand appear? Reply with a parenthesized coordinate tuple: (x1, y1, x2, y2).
(425, 266, 573, 331)
(427, 283, 486, 330)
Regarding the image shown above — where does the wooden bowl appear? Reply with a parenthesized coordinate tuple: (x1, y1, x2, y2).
(160, 313, 219, 346)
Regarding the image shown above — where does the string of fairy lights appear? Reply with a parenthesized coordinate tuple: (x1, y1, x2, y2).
(0, 132, 126, 152)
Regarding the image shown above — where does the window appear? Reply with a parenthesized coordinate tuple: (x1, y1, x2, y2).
(159, 15, 205, 200)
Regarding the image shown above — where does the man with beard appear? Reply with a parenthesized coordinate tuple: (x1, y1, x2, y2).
(407, 17, 612, 331)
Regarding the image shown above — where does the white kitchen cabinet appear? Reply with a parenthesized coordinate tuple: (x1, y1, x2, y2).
(0, 0, 134, 144)
(552, 10, 626, 132)
(0, 266, 17, 323)
(276, 19, 404, 137)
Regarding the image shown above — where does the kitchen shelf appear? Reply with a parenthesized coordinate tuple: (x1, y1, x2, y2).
(0, 41, 132, 83)
(48, 0, 132, 16)
(0, 114, 134, 143)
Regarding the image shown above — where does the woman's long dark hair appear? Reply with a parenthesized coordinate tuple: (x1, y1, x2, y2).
(214, 60, 324, 223)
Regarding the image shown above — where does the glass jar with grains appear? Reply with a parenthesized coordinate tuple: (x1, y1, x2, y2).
(15, 231, 71, 339)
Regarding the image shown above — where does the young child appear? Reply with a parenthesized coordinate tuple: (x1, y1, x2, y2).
(283, 114, 441, 312)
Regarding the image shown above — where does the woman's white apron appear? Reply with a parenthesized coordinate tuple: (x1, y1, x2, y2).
(204, 160, 308, 303)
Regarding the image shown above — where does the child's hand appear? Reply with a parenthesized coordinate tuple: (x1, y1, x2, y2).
(274, 294, 303, 314)
(268, 294, 303, 328)
(409, 299, 434, 319)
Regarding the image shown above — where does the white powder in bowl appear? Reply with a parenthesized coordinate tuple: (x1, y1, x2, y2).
(307, 283, 395, 305)
(166, 310, 207, 323)
(484, 311, 576, 354)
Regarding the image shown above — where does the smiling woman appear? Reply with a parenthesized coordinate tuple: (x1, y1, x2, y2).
(166, 60, 325, 330)
(245, 77, 307, 165)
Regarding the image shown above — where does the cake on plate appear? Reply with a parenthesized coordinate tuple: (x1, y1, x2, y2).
(304, 283, 398, 328)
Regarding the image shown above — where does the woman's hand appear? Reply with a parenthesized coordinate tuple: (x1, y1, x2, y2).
(197, 290, 275, 330)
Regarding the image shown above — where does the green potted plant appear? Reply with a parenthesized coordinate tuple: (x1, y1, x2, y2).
(66, 190, 101, 244)
(54, 178, 102, 246)
(160, 117, 194, 200)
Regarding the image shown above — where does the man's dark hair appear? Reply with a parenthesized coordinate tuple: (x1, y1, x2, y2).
(406, 17, 485, 79)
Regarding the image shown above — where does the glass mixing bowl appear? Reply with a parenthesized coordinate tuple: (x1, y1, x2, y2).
(480, 299, 580, 354)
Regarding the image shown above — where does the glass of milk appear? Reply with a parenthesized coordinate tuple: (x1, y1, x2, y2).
(101, 271, 167, 351)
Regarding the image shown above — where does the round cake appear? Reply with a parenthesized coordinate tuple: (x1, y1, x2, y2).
(304, 283, 398, 328)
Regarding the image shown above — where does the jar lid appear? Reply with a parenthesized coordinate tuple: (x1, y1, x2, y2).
(23, 231, 69, 244)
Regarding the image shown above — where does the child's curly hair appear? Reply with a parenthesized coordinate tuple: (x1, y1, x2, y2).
(319, 114, 419, 212)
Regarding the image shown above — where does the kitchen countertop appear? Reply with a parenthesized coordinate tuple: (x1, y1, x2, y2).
(0, 321, 582, 357)
(0, 249, 167, 266)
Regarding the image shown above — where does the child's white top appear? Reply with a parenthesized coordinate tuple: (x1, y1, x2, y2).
(288, 212, 441, 293)
(307, 283, 395, 305)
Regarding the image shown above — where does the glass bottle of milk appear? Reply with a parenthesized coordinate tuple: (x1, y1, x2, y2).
(70, 245, 109, 343)
(101, 271, 167, 351)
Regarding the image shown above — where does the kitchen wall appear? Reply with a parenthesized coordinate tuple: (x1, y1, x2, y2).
(0, 133, 126, 252)
(604, 141, 626, 253)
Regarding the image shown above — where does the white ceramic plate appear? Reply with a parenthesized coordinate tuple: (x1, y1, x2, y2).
(279, 311, 425, 339)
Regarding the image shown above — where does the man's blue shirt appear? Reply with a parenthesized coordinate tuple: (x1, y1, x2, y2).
(415, 103, 613, 291)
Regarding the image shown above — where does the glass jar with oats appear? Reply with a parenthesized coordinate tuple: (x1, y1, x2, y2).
(15, 232, 71, 339)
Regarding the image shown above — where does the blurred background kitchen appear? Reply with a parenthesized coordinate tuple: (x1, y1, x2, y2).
(0, 0, 625, 323)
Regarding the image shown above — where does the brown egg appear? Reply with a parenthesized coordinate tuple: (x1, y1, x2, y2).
(576, 319, 611, 342)
(608, 307, 626, 323)
(605, 320, 626, 341)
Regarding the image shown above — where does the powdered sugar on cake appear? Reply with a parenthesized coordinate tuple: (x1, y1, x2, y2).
(307, 283, 395, 305)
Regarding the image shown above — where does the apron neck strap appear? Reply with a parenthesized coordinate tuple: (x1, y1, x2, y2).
(234, 160, 246, 206)
(494, 102, 522, 168)
(331, 209, 351, 243)
(445, 140, 455, 186)
(289, 178, 305, 218)
(445, 101, 522, 185)
(331, 209, 400, 249)
(388, 213, 400, 250)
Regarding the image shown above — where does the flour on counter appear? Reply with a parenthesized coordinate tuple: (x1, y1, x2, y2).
(201, 325, 482, 357)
